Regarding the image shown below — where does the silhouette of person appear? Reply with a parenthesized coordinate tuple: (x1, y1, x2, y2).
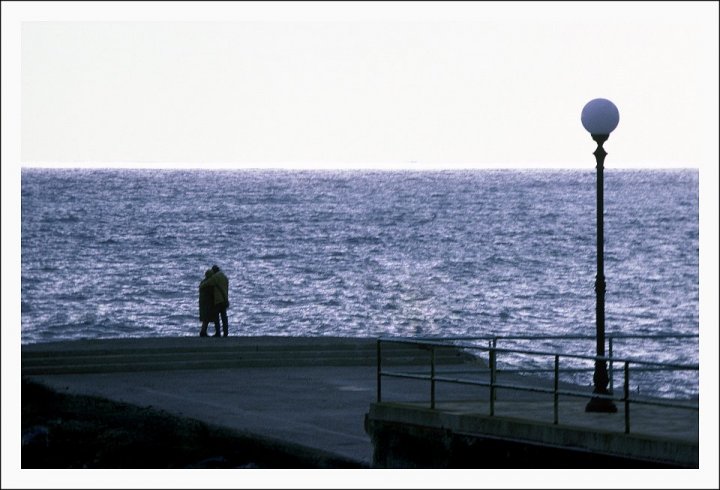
(199, 269, 221, 337)
(201, 264, 230, 337)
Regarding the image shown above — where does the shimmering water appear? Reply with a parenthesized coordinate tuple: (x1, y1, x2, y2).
(21, 169, 699, 397)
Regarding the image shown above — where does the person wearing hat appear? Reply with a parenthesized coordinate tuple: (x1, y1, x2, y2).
(201, 264, 230, 337)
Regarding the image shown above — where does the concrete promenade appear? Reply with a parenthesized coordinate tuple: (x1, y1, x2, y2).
(21, 336, 698, 468)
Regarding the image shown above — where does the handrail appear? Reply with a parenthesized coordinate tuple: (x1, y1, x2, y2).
(446, 332, 698, 396)
(379, 336, 698, 370)
(409, 333, 698, 341)
(376, 336, 698, 436)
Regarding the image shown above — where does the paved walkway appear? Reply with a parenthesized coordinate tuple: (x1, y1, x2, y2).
(22, 337, 698, 467)
(27, 364, 380, 466)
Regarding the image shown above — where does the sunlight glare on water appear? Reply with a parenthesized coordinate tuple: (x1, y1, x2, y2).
(21, 169, 699, 397)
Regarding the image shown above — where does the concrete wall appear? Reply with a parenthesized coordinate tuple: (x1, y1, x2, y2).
(365, 404, 697, 469)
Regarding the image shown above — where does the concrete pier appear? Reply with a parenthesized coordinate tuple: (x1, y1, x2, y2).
(365, 401, 698, 468)
(21, 336, 698, 468)
(22, 336, 469, 467)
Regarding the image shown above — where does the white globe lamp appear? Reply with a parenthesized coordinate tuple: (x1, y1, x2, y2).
(582, 97, 619, 414)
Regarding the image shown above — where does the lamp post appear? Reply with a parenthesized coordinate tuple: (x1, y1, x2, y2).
(581, 98, 619, 413)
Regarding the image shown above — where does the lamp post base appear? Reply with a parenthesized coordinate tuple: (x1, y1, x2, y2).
(585, 396, 618, 413)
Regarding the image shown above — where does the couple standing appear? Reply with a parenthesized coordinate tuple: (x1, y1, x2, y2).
(199, 264, 230, 337)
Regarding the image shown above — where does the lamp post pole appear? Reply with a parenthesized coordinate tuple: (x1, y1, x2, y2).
(581, 99, 619, 413)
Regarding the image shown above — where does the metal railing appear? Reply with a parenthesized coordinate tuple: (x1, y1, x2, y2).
(407, 333, 698, 395)
(376, 335, 698, 435)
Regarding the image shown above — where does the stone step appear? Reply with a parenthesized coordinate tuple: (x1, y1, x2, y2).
(22, 349, 465, 365)
(22, 355, 463, 375)
(21, 336, 473, 374)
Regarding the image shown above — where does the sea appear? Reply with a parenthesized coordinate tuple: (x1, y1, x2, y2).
(20, 168, 699, 398)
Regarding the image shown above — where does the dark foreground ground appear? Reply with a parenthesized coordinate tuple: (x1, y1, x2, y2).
(21, 379, 363, 469)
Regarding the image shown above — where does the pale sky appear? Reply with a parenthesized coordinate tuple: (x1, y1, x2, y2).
(11, 2, 720, 169)
(2, 2, 719, 489)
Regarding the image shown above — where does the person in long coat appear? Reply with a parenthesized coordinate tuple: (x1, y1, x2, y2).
(199, 269, 220, 337)
(201, 264, 230, 337)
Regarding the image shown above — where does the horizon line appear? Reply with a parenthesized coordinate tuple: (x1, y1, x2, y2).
(18, 162, 700, 171)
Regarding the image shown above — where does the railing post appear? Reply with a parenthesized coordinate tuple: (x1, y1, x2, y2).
(430, 346, 436, 410)
(608, 336, 614, 394)
(492, 337, 498, 401)
(554, 355, 559, 425)
(624, 361, 630, 434)
(489, 348, 496, 416)
(377, 339, 382, 403)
